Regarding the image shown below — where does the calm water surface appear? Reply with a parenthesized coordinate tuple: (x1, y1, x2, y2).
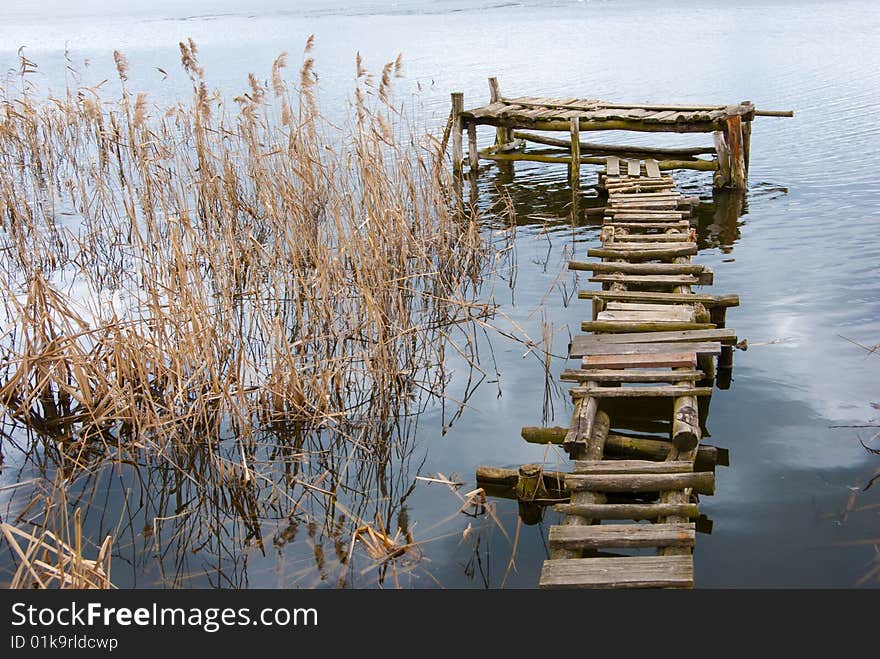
(1, 0, 878, 587)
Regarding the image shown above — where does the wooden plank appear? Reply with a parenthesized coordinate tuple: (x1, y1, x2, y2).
(610, 192, 682, 199)
(573, 460, 693, 474)
(645, 158, 661, 178)
(627, 158, 641, 176)
(572, 327, 737, 345)
(572, 261, 704, 275)
(592, 241, 695, 250)
(564, 471, 714, 494)
(578, 290, 740, 307)
(611, 233, 693, 242)
(587, 247, 697, 262)
(553, 502, 699, 521)
(569, 385, 714, 398)
(596, 308, 696, 322)
(561, 368, 704, 383)
(605, 222, 690, 230)
(548, 523, 695, 551)
(606, 155, 620, 176)
(591, 274, 700, 287)
(540, 555, 693, 589)
(605, 302, 696, 312)
(575, 341, 719, 356)
(580, 352, 697, 369)
(580, 321, 716, 333)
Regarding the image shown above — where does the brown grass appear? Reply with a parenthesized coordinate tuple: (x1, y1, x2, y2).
(0, 39, 497, 588)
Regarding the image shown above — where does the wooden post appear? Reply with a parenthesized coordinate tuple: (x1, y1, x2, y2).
(488, 77, 513, 147)
(451, 92, 463, 178)
(741, 119, 752, 176)
(712, 131, 730, 189)
(726, 115, 746, 189)
(467, 120, 479, 173)
(516, 464, 550, 502)
(569, 117, 581, 190)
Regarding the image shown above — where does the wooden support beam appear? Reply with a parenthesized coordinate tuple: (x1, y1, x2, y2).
(712, 130, 730, 189)
(672, 395, 701, 451)
(573, 460, 693, 474)
(727, 115, 746, 189)
(480, 151, 718, 171)
(487, 77, 513, 146)
(467, 120, 479, 172)
(513, 131, 716, 157)
(569, 117, 581, 189)
(451, 92, 464, 177)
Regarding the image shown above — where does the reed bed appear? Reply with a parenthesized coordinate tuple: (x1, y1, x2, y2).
(0, 40, 500, 587)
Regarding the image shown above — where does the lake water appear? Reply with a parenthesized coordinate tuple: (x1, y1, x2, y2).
(1, 0, 879, 588)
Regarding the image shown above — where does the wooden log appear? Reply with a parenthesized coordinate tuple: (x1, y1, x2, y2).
(565, 472, 714, 495)
(519, 428, 725, 468)
(591, 274, 700, 287)
(570, 385, 714, 399)
(476, 465, 567, 491)
(573, 460, 693, 474)
(562, 368, 704, 383)
(587, 246, 697, 261)
(754, 109, 794, 117)
(549, 523, 695, 551)
(672, 395, 701, 451)
(727, 115, 746, 189)
(553, 502, 699, 520)
(540, 555, 693, 589)
(513, 130, 716, 157)
(569, 117, 581, 189)
(578, 290, 740, 307)
(451, 93, 464, 176)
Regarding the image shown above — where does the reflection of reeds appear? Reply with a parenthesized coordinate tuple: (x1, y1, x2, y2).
(0, 40, 497, 588)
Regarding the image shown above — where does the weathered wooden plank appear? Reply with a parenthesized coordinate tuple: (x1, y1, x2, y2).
(645, 158, 661, 178)
(611, 233, 694, 242)
(561, 368, 704, 383)
(605, 302, 695, 312)
(572, 261, 704, 275)
(606, 155, 620, 176)
(553, 502, 699, 520)
(580, 352, 698, 369)
(569, 385, 714, 399)
(578, 290, 740, 307)
(548, 523, 695, 551)
(539, 555, 694, 589)
(596, 308, 696, 323)
(571, 327, 737, 345)
(565, 471, 714, 494)
(580, 321, 716, 333)
(610, 191, 682, 200)
(605, 222, 691, 230)
(587, 247, 697, 261)
(573, 460, 693, 474)
(627, 158, 641, 176)
(591, 275, 700, 287)
(593, 241, 695, 250)
(575, 340, 719, 356)
(563, 395, 597, 452)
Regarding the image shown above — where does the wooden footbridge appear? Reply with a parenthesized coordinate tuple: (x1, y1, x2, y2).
(462, 79, 791, 588)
